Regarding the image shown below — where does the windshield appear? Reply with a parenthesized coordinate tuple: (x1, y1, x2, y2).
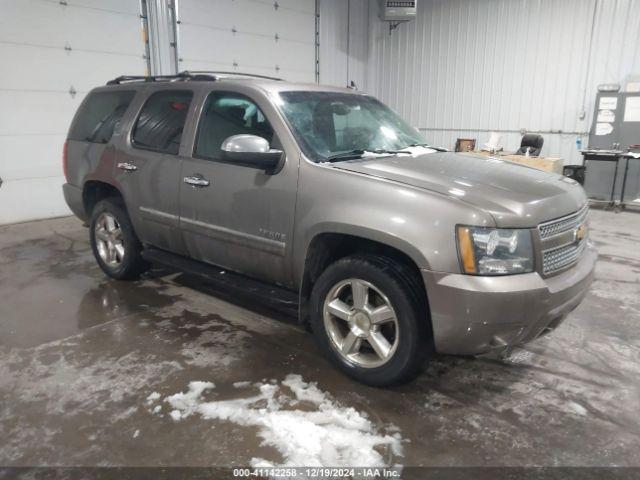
(277, 91, 428, 162)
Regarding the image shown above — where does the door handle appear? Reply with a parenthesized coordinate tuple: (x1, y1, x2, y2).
(184, 175, 210, 188)
(117, 162, 138, 172)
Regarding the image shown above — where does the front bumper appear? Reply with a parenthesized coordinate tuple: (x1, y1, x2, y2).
(421, 243, 597, 355)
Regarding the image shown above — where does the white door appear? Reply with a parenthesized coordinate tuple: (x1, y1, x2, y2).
(177, 0, 316, 82)
(0, 0, 147, 224)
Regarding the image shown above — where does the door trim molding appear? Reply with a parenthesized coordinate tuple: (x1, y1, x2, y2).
(140, 206, 179, 221)
(180, 217, 286, 257)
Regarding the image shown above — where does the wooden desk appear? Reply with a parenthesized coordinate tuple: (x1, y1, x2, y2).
(463, 151, 564, 174)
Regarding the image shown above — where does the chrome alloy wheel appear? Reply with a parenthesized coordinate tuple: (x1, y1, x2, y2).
(94, 212, 125, 267)
(323, 278, 399, 368)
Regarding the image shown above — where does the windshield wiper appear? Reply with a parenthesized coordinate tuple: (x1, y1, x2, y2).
(406, 143, 448, 152)
(324, 149, 366, 162)
(324, 149, 410, 163)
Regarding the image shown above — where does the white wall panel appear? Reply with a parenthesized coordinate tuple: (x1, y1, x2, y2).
(587, 0, 640, 102)
(178, 0, 316, 82)
(318, 0, 369, 88)
(0, 177, 69, 226)
(364, 0, 640, 165)
(0, 0, 147, 224)
(1, 0, 141, 55)
(0, 44, 144, 93)
(0, 135, 68, 181)
(318, 0, 348, 86)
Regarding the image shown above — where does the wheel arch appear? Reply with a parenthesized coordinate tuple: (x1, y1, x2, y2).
(298, 230, 432, 334)
(82, 180, 124, 217)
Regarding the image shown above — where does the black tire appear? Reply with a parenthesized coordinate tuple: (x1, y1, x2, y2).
(309, 254, 431, 387)
(89, 197, 149, 280)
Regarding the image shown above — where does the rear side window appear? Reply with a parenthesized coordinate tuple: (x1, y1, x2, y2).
(69, 90, 135, 143)
(132, 90, 193, 155)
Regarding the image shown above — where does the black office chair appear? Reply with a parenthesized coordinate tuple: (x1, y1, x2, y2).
(515, 134, 544, 156)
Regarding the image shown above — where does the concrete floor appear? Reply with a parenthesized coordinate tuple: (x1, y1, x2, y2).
(1, 208, 639, 468)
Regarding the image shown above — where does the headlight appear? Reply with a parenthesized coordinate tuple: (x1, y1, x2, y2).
(457, 226, 534, 275)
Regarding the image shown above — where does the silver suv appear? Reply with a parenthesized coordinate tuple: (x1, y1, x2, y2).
(63, 72, 596, 386)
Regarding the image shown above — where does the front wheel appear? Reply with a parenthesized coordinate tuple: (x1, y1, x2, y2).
(309, 255, 430, 387)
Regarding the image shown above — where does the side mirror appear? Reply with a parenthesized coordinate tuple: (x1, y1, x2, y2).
(220, 134, 283, 174)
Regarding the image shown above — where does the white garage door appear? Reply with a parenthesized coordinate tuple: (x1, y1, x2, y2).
(0, 0, 147, 225)
(177, 0, 316, 82)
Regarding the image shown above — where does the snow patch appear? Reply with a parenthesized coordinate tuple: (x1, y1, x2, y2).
(158, 375, 402, 467)
(282, 374, 327, 405)
(165, 381, 215, 420)
(567, 401, 588, 416)
(233, 381, 252, 388)
(146, 392, 161, 404)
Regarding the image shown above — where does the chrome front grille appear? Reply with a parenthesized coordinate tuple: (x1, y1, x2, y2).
(538, 205, 588, 240)
(538, 205, 589, 275)
(542, 240, 587, 275)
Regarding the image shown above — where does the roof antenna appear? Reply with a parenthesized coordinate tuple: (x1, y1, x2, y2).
(348, 80, 358, 90)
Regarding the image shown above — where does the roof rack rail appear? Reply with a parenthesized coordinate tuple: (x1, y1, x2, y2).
(106, 71, 281, 86)
(106, 71, 217, 86)
(106, 75, 151, 85)
(178, 70, 283, 81)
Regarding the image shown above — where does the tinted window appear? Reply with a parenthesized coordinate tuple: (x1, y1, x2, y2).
(132, 90, 193, 155)
(69, 90, 135, 143)
(195, 92, 274, 160)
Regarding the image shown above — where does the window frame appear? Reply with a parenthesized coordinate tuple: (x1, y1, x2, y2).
(130, 89, 195, 156)
(192, 90, 278, 165)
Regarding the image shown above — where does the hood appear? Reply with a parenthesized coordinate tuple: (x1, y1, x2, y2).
(332, 151, 587, 227)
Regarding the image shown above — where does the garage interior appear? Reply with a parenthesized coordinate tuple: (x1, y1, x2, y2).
(1, 0, 640, 475)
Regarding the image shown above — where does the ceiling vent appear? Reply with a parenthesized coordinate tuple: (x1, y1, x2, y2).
(379, 0, 417, 22)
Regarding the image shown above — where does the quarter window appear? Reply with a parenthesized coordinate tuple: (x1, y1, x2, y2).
(132, 90, 193, 155)
(68, 90, 135, 144)
(195, 92, 275, 161)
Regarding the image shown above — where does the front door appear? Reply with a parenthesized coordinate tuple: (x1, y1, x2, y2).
(179, 91, 298, 287)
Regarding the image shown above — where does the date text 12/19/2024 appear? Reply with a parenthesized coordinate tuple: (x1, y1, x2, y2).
(233, 467, 402, 478)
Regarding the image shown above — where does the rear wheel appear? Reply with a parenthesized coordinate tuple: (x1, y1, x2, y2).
(309, 255, 430, 386)
(89, 198, 149, 280)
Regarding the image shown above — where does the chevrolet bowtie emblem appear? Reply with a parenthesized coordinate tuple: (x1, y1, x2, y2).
(575, 224, 587, 242)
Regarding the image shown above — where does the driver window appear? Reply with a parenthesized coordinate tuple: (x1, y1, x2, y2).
(195, 92, 275, 161)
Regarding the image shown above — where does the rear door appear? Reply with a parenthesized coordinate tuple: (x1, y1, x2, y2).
(115, 88, 194, 255)
(179, 89, 299, 287)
